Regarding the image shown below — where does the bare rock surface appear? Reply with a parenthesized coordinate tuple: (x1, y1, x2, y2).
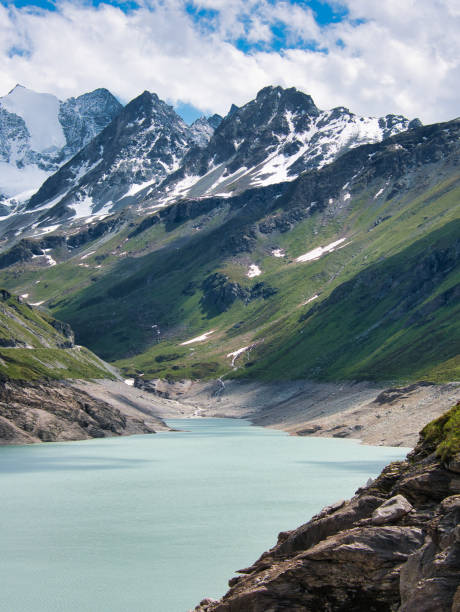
(371, 495, 414, 525)
(135, 378, 460, 447)
(193, 433, 460, 612)
(0, 379, 170, 444)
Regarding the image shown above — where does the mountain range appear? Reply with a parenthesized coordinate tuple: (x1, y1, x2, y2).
(0, 80, 458, 612)
(0, 85, 122, 208)
(0, 82, 457, 391)
(0, 84, 419, 239)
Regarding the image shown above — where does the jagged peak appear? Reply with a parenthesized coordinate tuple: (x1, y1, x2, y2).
(123, 90, 176, 117)
(8, 83, 27, 95)
(207, 113, 223, 129)
(256, 85, 284, 98)
(228, 103, 239, 117)
(77, 87, 119, 101)
(250, 85, 318, 116)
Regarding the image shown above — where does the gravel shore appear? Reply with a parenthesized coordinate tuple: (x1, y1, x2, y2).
(75, 378, 460, 448)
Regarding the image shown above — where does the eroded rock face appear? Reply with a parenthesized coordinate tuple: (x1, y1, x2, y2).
(0, 379, 165, 444)
(193, 438, 460, 612)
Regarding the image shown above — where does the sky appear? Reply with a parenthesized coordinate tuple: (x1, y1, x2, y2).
(0, 0, 459, 124)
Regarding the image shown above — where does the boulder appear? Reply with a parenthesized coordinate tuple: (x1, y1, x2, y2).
(371, 494, 413, 525)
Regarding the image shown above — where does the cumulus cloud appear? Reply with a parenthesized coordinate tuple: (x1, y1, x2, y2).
(0, 0, 459, 123)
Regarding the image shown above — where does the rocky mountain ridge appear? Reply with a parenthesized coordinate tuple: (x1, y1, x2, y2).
(25, 115, 455, 385)
(0, 287, 114, 380)
(0, 85, 419, 240)
(162, 85, 420, 201)
(0, 89, 456, 389)
(0, 85, 122, 206)
(0, 286, 173, 444)
(24, 92, 218, 218)
(194, 404, 460, 612)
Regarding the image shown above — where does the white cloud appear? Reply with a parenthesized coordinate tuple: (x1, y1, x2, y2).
(0, 0, 459, 123)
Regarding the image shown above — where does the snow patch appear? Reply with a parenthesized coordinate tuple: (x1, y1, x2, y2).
(0, 161, 50, 198)
(124, 179, 157, 197)
(227, 346, 249, 367)
(303, 294, 319, 305)
(374, 188, 385, 199)
(44, 253, 56, 267)
(70, 195, 94, 219)
(29, 300, 45, 306)
(124, 378, 135, 386)
(247, 264, 261, 278)
(32, 224, 61, 237)
(80, 251, 95, 260)
(1, 86, 65, 153)
(296, 238, 348, 263)
(180, 330, 215, 345)
(227, 341, 262, 367)
(271, 248, 285, 258)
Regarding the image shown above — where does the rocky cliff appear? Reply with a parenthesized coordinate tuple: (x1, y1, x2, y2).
(194, 404, 460, 612)
(0, 379, 169, 444)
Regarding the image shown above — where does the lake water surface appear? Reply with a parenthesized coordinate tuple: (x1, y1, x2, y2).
(0, 418, 408, 612)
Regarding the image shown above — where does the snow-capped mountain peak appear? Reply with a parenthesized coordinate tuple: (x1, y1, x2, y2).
(2, 85, 65, 153)
(23, 89, 220, 224)
(161, 86, 421, 201)
(0, 85, 122, 205)
(0, 84, 421, 238)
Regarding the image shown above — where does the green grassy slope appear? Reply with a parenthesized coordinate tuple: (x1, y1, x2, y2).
(0, 119, 458, 384)
(0, 290, 113, 380)
(421, 402, 460, 461)
(245, 220, 459, 382)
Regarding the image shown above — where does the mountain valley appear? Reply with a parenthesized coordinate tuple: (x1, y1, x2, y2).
(0, 78, 458, 611)
(0, 104, 456, 386)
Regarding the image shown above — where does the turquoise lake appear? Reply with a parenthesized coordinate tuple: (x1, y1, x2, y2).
(0, 418, 409, 612)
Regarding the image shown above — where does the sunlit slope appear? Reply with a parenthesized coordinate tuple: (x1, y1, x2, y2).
(0, 119, 458, 383)
(0, 289, 113, 380)
(245, 219, 459, 382)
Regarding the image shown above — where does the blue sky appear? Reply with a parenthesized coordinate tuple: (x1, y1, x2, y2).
(1, 0, 347, 25)
(1, 0, 352, 123)
(1, 1, 459, 124)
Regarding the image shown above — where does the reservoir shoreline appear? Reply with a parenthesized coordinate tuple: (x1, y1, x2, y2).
(1, 376, 458, 447)
(75, 377, 460, 448)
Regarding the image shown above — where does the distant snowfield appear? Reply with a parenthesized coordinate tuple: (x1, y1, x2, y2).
(181, 330, 215, 345)
(272, 248, 285, 257)
(296, 238, 348, 263)
(69, 195, 113, 220)
(80, 251, 96, 260)
(31, 224, 61, 237)
(125, 178, 157, 198)
(1, 86, 65, 153)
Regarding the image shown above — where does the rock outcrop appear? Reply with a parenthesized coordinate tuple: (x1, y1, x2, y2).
(194, 404, 460, 612)
(0, 379, 169, 444)
(200, 273, 278, 315)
